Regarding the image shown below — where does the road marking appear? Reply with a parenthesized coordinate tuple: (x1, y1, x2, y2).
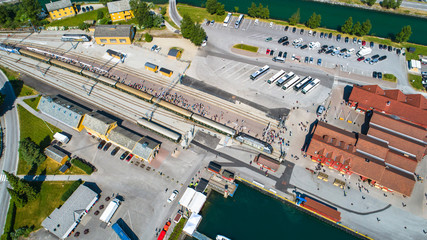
(0, 174, 6, 182)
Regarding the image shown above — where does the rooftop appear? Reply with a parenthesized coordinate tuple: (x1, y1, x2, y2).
(349, 85, 427, 127)
(37, 95, 90, 129)
(107, 0, 131, 13)
(94, 25, 133, 38)
(42, 185, 98, 239)
(168, 48, 180, 57)
(45, 0, 72, 12)
(82, 112, 116, 136)
(132, 136, 161, 160)
(107, 126, 142, 150)
(254, 153, 280, 172)
(44, 145, 68, 163)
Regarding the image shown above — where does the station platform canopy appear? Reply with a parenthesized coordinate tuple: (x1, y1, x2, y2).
(188, 192, 207, 214)
(179, 188, 196, 209)
(183, 213, 202, 236)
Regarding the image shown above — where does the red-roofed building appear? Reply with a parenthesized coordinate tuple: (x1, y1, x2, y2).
(348, 85, 427, 128)
(306, 121, 417, 196)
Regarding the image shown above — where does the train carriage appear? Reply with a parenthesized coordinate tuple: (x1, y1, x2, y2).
(50, 59, 83, 73)
(82, 70, 118, 86)
(156, 100, 193, 118)
(191, 114, 236, 136)
(0, 44, 20, 54)
(19, 49, 51, 62)
(137, 118, 181, 142)
(116, 83, 154, 102)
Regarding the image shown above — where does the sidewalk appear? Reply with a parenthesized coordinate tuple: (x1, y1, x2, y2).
(18, 174, 92, 181)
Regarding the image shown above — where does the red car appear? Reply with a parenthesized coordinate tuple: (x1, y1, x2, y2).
(362, 41, 366, 46)
(266, 49, 271, 54)
(357, 56, 365, 62)
(125, 154, 133, 162)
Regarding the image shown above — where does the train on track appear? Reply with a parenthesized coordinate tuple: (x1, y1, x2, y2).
(0, 44, 20, 54)
(4, 45, 273, 153)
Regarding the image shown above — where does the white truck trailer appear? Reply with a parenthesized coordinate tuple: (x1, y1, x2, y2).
(99, 198, 121, 223)
(356, 47, 372, 57)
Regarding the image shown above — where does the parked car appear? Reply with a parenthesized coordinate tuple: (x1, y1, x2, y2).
(283, 52, 288, 58)
(270, 22, 273, 28)
(382, 44, 387, 50)
(372, 71, 378, 78)
(328, 33, 333, 39)
(357, 39, 362, 45)
(167, 190, 179, 203)
(309, 57, 314, 63)
(372, 54, 380, 59)
(343, 54, 351, 59)
(301, 45, 308, 50)
(292, 27, 296, 33)
(345, 37, 349, 43)
(357, 56, 365, 61)
(82, 7, 86, 12)
(353, 37, 357, 44)
(336, 34, 341, 42)
(206, 20, 211, 26)
(370, 41, 374, 48)
(269, 50, 275, 56)
(265, 37, 273, 42)
(89, 6, 94, 10)
(300, 29, 304, 34)
(278, 36, 288, 43)
(340, 48, 347, 53)
(313, 31, 317, 36)
(155, 47, 161, 53)
(378, 72, 382, 79)
(325, 49, 333, 54)
(278, 51, 283, 58)
(378, 55, 387, 61)
(266, 49, 271, 54)
(151, 45, 158, 51)
(304, 56, 309, 63)
(282, 41, 290, 46)
(396, 48, 401, 55)
(98, 140, 106, 150)
(364, 58, 371, 63)
(369, 58, 379, 65)
(211, 20, 215, 25)
(125, 153, 133, 162)
(320, 32, 324, 38)
(120, 151, 129, 160)
(317, 58, 322, 65)
(284, 26, 289, 31)
(317, 105, 325, 116)
(103, 142, 112, 151)
(111, 146, 120, 156)
(379, 44, 383, 49)
(388, 46, 393, 51)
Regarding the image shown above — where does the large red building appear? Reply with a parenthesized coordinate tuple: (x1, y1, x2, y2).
(348, 85, 427, 128)
(306, 119, 426, 196)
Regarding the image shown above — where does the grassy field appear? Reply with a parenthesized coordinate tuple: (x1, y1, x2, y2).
(233, 44, 259, 52)
(383, 73, 397, 82)
(23, 96, 41, 111)
(0, 66, 38, 97)
(408, 73, 424, 90)
(48, 8, 108, 27)
(177, 4, 226, 23)
(13, 181, 76, 230)
(18, 157, 87, 176)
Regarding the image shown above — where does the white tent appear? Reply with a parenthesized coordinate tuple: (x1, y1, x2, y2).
(183, 213, 202, 236)
(179, 188, 196, 209)
(188, 192, 207, 214)
(53, 132, 69, 144)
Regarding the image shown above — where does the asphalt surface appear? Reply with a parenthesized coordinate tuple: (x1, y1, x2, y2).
(0, 70, 19, 235)
(401, 0, 427, 11)
(168, 0, 182, 27)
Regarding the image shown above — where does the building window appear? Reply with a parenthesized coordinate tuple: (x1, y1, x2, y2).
(110, 39, 117, 43)
(113, 17, 115, 19)
(53, 15, 56, 17)
(119, 39, 127, 43)
(59, 14, 61, 16)
(118, 15, 121, 18)
(100, 38, 107, 43)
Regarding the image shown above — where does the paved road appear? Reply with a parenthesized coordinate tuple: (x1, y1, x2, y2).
(0, 70, 19, 235)
(402, 0, 427, 11)
(168, 0, 182, 27)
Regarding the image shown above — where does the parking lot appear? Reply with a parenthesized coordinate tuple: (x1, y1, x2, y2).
(201, 16, 407, 84)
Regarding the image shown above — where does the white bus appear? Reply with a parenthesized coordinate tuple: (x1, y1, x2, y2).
(302, 78, 320, 94)
(294, 76, 312, 91)
(250, 65, 270, 80)
(267, 70, 285, 84)
(276, 72, 294, 86)
(223, 13, 232, 26)
(282, 75, 300, 90)
(235, 14, 244, 29)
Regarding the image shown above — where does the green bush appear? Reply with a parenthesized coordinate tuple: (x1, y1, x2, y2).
(60, 180, 82, 202)
(97, 10, 104, 20)
(71, 159, 93, 174)
(2, 202, 16, 240)
(168, 218, 186, 240)
(160, 7, 166, 15)
(383, 73, 397, 82)
(233, 44, 259, 52)
(145, 33, 153, 42)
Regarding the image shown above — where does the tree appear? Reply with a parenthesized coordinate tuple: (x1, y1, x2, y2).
(216, 3, 225, 15)
(160, 7, 166, 16)
(234, 6, 239, 13)
(360, 19, 372, 36)
(131, 0, 154, 28)
(288, 8, 300, 25)
(18, 138, 46, 166)
(191, 24, 207, 46)
(153, 14, 164, 27)
(180, 14, 195, 39)
(99, 0, 112, 7)
(306, 12, 321, 29)
(97, 10, 104, 20)
(3, 171, 19, 190)
(365, 0, 376, 6)
(7, 188, 26, 207)
(206, 0, 218, 14)
(394, 0, 403, 8)
(341, 17, 353, 34)
(0, 93, 5, 107)
(261, 4, 270, 19)
(395, 25, 412, 42)
(17, 0, 41, 23)
(248, 2, 257, 17)
(352, 21, 362, 36)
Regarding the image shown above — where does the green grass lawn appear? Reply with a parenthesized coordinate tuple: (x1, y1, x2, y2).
(48, 8, 108, 26)
(408, 73, 424, 90)
(177, 4, 226, 23)
(13, 181, 76, 230)
(404, 43, 427, 61)
(233, 44, 259, 53)
(0, 66, 38, 97)
(383, 73, 397, 82)
(23, 96, 41, 111)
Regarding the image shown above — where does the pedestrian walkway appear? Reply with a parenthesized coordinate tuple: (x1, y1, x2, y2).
(18, 175, 92, 182)
(0, 173, 6, 182)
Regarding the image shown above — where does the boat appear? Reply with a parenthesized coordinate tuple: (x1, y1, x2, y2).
(216, 235, 231, 240)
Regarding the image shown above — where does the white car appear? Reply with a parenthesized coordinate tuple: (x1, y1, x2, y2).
(269, 22, 273, 28)
(155, 47, 161, 53)
(201, 40, 207, 47)
(167, 190, 179, 203)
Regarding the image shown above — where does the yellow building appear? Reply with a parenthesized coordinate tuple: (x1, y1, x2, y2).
(107, 0, 134, 22)
(45, 0, 76, 20)
(44, 145, 69, 165)
(159, 67, 173, 77)
(94, 25, 135, 45)
(81, 112, 117, 140)
(167, 49, 182, 60)
(145, 62, 159, 72)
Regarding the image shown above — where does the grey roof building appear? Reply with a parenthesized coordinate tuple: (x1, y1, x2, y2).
(81, 112, 116, 136)
(107, 0, 131, 13)
(42, 185, 98, 239)
(132, 136, 161, 161)
(45, 0, 73, 12)
(94, 25, 133, 38)
(44, 145, 68, 164)
(37, 95, 90, 130)
(107, 126, 142, 150)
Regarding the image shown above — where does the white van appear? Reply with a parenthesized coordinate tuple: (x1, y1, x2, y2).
(54, 132, 70, 144)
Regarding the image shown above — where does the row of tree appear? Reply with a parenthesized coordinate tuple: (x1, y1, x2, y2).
(3, 171, 38, 207)
(206, 0, 225, 16)
(363, 0, 403, 9)
(247, 2, 270, 19)
(340, 17, 372, 36)
(130, 0, 164, 29)
(305, 12, 321, 29)
(181, 14, 207, 46)
(0, 0, 42, 28)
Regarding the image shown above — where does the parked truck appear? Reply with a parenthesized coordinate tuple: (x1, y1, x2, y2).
(356, 47, 372, 57)
(112, 223, 131, 240)
(100, 198, 121, 223)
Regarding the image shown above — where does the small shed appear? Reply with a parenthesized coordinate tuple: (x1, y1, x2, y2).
(408, 60, 421, 72)
(144, 62, 158, 72)
(159, 67, 173, 77)
(44, 145, 69, 165)
(254, 153, 280, 172)
(59, 164, 70, 173)
(221, 169, 235, 182)
(167, 48, 182, 59)
(195, 178, 209, 193)
(208, 161, 221, 174)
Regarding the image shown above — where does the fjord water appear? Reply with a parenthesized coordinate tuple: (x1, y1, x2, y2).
(197, 184, 354, 240)
(178, 0, 427, 45)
